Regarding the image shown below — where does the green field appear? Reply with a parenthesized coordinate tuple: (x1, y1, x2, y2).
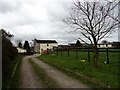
(39, 49, 119, 88)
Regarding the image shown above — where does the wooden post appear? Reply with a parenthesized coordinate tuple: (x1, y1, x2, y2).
(88, 48, 90, 61)
(61, 49, 62, 55)
(106, 48, 109, 64)
(76, 49, 78, 59)
(57, 48, 58, 55)
(67, 49, 69, 57)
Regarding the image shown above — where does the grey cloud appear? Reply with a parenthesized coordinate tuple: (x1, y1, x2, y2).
(0, 1, 20, 13)
(1, 0, 118, 45)
(47, 2, 73, 22)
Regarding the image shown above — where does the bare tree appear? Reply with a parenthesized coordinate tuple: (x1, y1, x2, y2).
(63, 0, 120, 67)
(107, 1, 120, 23)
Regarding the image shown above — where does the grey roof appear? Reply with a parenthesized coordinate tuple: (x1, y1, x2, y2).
(35, 39, 57, 43)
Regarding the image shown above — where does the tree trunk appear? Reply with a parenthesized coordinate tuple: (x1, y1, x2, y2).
(93, 45, 99, 67)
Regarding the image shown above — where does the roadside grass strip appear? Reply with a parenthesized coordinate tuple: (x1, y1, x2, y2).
(29, 58, 59, 88)
(38, 52, 119, 88)
(10, 55, 23, 88)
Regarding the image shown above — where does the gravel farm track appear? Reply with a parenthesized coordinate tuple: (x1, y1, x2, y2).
(19, 54, 90, 88)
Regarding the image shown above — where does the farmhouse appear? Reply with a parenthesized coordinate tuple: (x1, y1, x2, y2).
(34, 39, 58, 54)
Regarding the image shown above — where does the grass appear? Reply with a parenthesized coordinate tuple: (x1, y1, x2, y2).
(2, 54, 23, 88)
(38, 49, 119, 88)
(29, 58, 59, 88)
(9, 55, 23, 88)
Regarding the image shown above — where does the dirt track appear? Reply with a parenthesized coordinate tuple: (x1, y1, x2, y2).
(31, 55, 90, 88)
(20, 54, 90, 88)
(19, 56, 46, 88)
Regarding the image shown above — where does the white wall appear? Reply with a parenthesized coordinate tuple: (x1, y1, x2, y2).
(40, 43, 58, 53)
(108, 44, 112, 47)
(17, 48, 26, 53)
(97, 44, 112, 48)
(34, 43, 40, 53)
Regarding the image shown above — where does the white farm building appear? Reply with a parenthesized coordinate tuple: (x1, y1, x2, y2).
(34, 39, 58, 54)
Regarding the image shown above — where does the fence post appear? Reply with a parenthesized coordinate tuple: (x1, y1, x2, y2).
(61, 49, 62, 55)
(88, 48, 90, 61)
(67, 49, 69, 57)
(76, 49, 78, 59)
(106, 48, 109, 64)
(57, 48, 58, 55)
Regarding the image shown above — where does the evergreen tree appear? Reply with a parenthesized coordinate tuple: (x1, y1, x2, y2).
(18, 42, 22, 48)
(76, 40, 82, 47)
(23, 40, 30, 52)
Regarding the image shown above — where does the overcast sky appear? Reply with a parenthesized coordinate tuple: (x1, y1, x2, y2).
(0, 0, 118, 45)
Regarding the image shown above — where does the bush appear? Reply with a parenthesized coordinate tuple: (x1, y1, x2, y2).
(2, 30, 18, 88)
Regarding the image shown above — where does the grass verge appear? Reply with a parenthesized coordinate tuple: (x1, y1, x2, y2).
(9, 55, 23, 88)
(29, 58, 59, 88)
(38, 51, 119, 88)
